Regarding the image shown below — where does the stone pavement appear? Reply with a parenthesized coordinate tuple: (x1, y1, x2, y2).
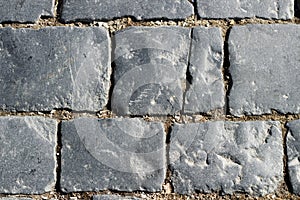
(0, 0, 300, 199)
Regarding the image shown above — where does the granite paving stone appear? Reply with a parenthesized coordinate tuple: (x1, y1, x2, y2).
(196, 0, 294, 19)
(61, 0, 193, 22)
(112, 26, 191, 115)
(184, 27, 224, 114)
(60, 118, 166, 192)
(0, 0, 54, 23)
(286, 120, 300, 195)
(0, 116, 57, 194)
(170, 121, 283, 195)
(228, 24, 300, 116)
(0, 27, 111, 112)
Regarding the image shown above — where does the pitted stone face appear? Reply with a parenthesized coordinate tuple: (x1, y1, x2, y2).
(60, 118, 166, 192)
(61, 0, 193, 22)
(0, 27, 111, 112)
(228, 24, 300, 116)
(0, 0, 55, 23)
(170, 121, 283, 195)
(111, 26, 191, 116)
(196, 0, 294, 19)
(0, 116, 57, 194)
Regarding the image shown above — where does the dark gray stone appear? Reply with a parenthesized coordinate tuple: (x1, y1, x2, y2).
(112, 26, 191, 116)
(196, 0, 293, 19)
(286, 120, 300, 195)
(61, 0, 193, 22)
(0, 27, 111, 112)
(0, 116, 57, 194)
(61, 118, 166, 192)
(228, 24, 300, 116)
(170, 121, 283, 195)
(184, 27, 224, 114)
(0, 0, 54, 23)
(93, 195, 141, 200)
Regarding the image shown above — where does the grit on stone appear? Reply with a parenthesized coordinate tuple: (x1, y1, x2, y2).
(111, 26, 191, 115)
(228, 24, 300, 116)
(184, 27, 224, 114)
(93, 195, 141, 200)
(0, 0, 54, 23)
(0, 116, 57, 194)
(0, 27, 111, 112)
(0, 198, 32, 200)
(60, 118, 166, 192)
(169, 121, 283, 195)
(196, 0, 294, 19)
(61, 0, 193, 22)
(286, 120, 300, 195)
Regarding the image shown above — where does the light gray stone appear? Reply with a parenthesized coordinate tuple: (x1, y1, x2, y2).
(112, 26, 191, 115)
(0, 0, 54, 23)
(286, 120, 300, 195)
(93, 195, 142, 200)
(0, 116, 57, 194)
(228, 24, 300, 116)
(0, 27, 111, 112)
(184, 27, 224, 114)
(170, 121, 283, 195)
(196, 0, 294, 19)
(61, 118, 166, 192)
(61, 0, 193, 22)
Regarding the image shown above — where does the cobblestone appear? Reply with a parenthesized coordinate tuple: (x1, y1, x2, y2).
(170, 121, 283, 195)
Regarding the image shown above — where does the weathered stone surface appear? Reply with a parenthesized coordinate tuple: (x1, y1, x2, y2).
(112, 26, 191, 115)
(0, 198, 32, 200)
(61, 0, 193, 22)
(170, 121, 283, 195)
(0, 27, 111, 112)
(228, 24, 300, 116)
(0, 0, 54, 23)
(184, 27, 224, 114)
(93, 195, 141, 200)
(61, 118, 166, 192)
(196, 0, 293, 19)
(286, 120, 300, 195)
(0, 116, 57, 194)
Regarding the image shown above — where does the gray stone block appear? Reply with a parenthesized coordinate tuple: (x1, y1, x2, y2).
(0, 198, 32, 200)
(61, 0, 193, 22)
(0, 27, 111, 112)
(228, 24, 300, 116)
(196, 0, 293, 19)
(184, 27, 224, 114)
(0, 0, 54, 23)
(0, 116, 57, 194)
(170, 121, 283, 195)
(286, 120, 300, 195)
(112, 26, 191, 115)
(61, 118, 166, 192)
(93, 195, 141, 200)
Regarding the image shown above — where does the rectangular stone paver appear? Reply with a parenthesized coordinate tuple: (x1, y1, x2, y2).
(0, 116, 57, 194)
(61, 118, 166, 192)
(93, 195, 141, 200)
(170, 121, 283, 195)
(286, 120, 300, 195)
(0, 27, 111, 112)
(112, 26, 191, 116)
(184, 27, 224, 114)
(61, 0, 193, 22)
(0, 0, 54, 23)
(196, 0, 293, 19)
(228, 24, 300, 116)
